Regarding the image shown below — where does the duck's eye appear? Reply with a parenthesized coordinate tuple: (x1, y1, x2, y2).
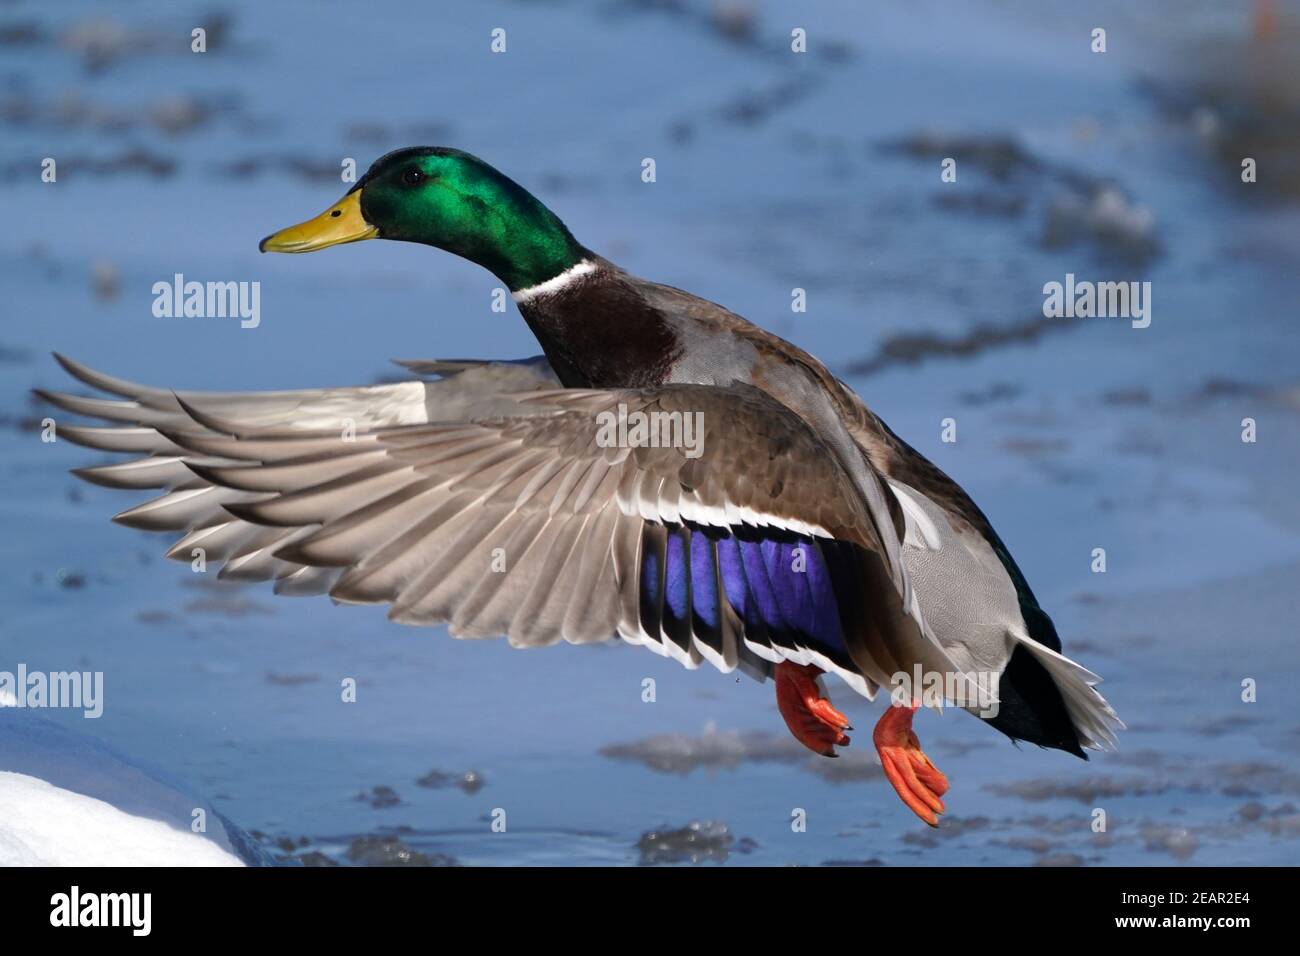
(402, 167, 425, 186)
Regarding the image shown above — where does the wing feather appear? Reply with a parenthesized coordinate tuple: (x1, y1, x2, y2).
(39, 355, 976, 701)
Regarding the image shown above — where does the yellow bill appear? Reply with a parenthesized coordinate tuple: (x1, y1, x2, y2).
(259, 191, 378, 253)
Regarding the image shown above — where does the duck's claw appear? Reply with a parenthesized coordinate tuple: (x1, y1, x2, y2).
(775, 661, 852, 756)
(873, 700, 949, 827)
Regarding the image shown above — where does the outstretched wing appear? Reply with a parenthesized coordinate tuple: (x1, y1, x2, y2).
(39, 354, 973, 700)
(37, 353, 560, 596)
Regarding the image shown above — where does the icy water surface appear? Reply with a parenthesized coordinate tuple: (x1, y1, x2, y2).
(2, 0, 1299, 865)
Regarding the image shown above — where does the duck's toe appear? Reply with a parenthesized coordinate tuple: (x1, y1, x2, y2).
(774, 661, 852, 757)
(873, 701, 949, 827)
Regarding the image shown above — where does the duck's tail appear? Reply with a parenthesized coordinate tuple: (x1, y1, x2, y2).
(1013, 636, 1125, 752)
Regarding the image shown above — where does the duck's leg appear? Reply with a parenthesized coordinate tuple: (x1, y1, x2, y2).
(774, 662, 852, 756)
(873, 700, 949, 827)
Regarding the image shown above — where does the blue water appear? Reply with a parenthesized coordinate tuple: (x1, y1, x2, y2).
(2, 0, 1299, 865)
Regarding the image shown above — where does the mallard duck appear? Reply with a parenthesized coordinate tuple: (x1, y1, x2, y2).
(40, 147, 1122, 826)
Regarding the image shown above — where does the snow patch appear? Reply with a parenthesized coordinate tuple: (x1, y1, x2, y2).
(0, 711, 267, 866)
(0, 772, 242, 867)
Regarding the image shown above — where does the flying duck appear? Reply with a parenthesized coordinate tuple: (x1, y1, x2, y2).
(40, 147, 1122, 826)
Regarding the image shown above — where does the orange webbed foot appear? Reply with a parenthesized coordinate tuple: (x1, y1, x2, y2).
(873, 700, 949, 827)
(774, 661, 852, 757)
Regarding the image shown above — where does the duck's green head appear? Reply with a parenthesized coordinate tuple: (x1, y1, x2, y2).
(260, 147, 587, 291)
